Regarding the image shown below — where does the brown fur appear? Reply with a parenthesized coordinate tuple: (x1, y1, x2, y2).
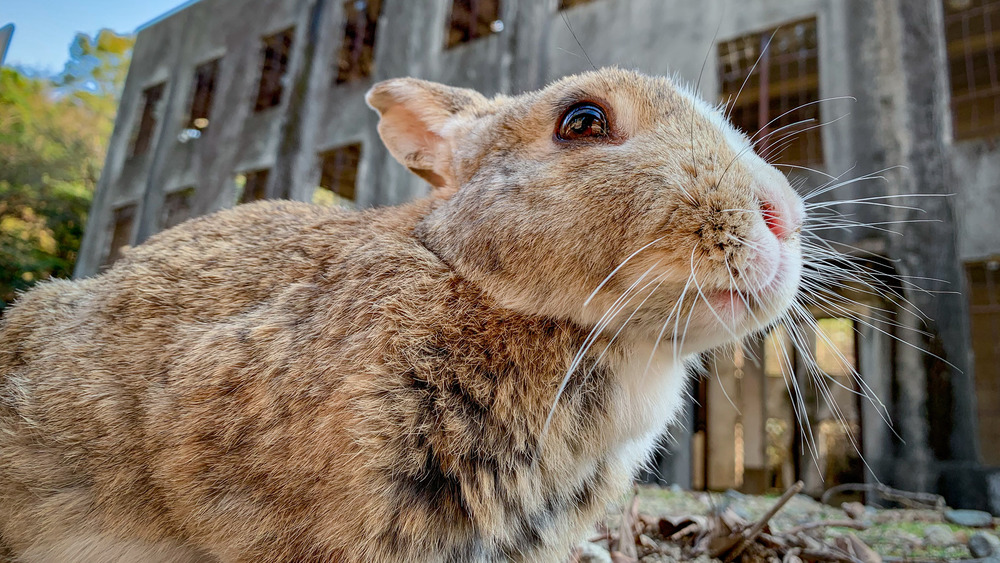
(0, 69, 803, 562)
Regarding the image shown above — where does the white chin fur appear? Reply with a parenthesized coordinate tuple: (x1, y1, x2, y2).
(610, 341, 688, 475)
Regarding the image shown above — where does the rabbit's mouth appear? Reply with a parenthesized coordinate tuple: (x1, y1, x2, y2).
(709, 255, 799, 315)
(688, 240, 802, 346)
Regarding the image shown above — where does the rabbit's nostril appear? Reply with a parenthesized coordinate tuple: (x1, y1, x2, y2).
(760, 200, 783, 239)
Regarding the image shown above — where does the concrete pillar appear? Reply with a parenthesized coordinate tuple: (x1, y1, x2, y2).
(892, 0, 979, 465)
(741, 339, 768, 494)
(859, 317, 895, 487)
(893, 306, 934, 492)
(707, 353, 741, 490)
(793, 324, 824, 497)
(839, 0, 981, 506)
(112, 5, 198, 246)
(272, 0, 329, 203)
(887, 0, 982, 506)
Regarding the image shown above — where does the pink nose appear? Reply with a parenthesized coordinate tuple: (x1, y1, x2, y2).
(760, 200, 785, 239)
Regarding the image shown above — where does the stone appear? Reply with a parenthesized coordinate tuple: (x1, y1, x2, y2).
(969, 531, 1000, 558)
(841, 501, 866, 520)
(879, 528, 922, 548)
(576, 542, 613, 563)
(944, 509, 994, 527)
(922, 524, 956, 546)
(723, 489, 746, 501)
(987, 471, 1000, 516)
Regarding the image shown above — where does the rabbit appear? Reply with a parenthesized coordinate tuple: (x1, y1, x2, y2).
(0, 67, 804, 563)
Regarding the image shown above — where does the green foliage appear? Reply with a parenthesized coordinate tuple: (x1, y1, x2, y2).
(54, 29, 133, 101)
(0, 30, 134, 309)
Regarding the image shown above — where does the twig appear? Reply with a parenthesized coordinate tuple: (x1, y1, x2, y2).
(820, 483, 945, 510)
(758, 532, 787, 550)
(798, 547, 858, 563)
(784, 519, 870, 535)
(840, 532, 881, 563)
(668, 523, 700, 542)
(615, 488, 639, 559)
(724, 481, 804, 561)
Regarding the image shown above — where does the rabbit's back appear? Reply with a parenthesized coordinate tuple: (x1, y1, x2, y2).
(0, 199, 440, 561)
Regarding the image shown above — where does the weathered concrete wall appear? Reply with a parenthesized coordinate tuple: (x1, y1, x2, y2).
(954, 139, 1000, 262)
(80, 0, 1000, 263)
(76, 0, 313, 275)
(85, 0, 880, 277)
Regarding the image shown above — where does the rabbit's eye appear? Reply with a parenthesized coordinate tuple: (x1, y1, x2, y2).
(557, 103, 609, 141)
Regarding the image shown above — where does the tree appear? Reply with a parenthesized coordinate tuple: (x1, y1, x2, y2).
(0, 29, 133, 310)
(55, 29, 133, 99)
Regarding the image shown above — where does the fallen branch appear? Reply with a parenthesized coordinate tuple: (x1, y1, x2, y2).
(820, 483, 945, 510)
(668, 523, 699, 542)
(784, 519, 870, 535)
(724, 481, 804, 561)
(614, 488, 639, 559)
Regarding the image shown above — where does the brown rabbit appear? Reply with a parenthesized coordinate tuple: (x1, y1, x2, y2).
(0, 68, 804, 562)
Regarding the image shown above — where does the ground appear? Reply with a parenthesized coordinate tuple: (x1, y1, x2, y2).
(574, 484, 1000, 562)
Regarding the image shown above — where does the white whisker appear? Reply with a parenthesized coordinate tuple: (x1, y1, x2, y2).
(583, 237, 665, 307)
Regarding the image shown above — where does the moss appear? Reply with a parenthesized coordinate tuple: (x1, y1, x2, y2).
(827, 521, 985, 560)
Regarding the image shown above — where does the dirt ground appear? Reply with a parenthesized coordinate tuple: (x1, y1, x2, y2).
(574, 484, 1000, 562)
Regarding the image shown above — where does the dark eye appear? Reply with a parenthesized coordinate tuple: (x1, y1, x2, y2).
(557, 102, 609, 141)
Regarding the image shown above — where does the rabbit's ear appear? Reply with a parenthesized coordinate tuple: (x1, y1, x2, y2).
(366, 78, 485, 191)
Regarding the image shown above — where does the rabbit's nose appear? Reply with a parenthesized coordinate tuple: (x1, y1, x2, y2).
(760, 199, 798, 240)
(760, 200, 782, 238)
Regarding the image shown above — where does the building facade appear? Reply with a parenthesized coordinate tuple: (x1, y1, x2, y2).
(78, 0, 1000, 510)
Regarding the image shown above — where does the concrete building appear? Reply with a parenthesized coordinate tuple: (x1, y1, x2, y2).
(77, 0, 1000, 510)
(0, 24, 13, 66)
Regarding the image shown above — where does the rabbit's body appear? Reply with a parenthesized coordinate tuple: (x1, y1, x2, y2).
(0, 200, 680, 562)
(1, 68, 805, 562)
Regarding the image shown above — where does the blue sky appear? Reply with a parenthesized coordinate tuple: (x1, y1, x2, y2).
(2, 0, 192, 73)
